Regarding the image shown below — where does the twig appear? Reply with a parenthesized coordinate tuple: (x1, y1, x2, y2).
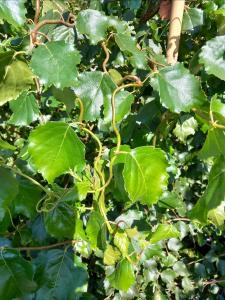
(203, 279, 225, 287)
(34, 0, 41, 24)
(173, 217, 190, 222)
(4, 240, 79, 251)
(31, 19, 75, 44)
(188, 253, 225, 266)
(101, 41, 110, 73)
(76, 98, 84, 122)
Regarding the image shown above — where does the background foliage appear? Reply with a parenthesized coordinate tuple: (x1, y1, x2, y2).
(0, 0, 225, 299)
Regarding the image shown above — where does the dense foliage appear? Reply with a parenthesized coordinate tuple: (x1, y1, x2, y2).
(0, 0, 225, 299)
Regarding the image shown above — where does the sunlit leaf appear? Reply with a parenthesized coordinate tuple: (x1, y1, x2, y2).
(30, 41, 81, 88)
(108, 259, 135, 291)
(151, 63, 207, 112)
(0, 0, 27, 27)
(189, 156, 225, 224)
(121, 146, 168, 206)
(199, 36, 225, 81)
(28, 122, 85, 183)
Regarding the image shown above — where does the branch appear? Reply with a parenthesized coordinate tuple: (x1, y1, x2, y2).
(31, 19, 75, 44)
(166, 0, 185, 64)
(34, 0, 41, 24)
(9, 240, 79, 251)
(101, 41, 110, 73)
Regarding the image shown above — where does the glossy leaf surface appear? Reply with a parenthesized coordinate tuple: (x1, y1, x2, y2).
(9, 93, 39, 126)
(152, 63, 207, 113)
(122, 147, 168, 205)
(28, 122, 85, 183)
(30, 41, 81, 88)
(199, 36, 225, 81)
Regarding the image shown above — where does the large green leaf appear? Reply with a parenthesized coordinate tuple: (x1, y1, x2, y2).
(150, 224, 180, 244)
(115, 33, 148, 69)
(199, 36, 225, 81)
(199, 128, 225, 159)
(189, 156, 225, 224)
(76, 9, 108, 44)
(0, 60, 34, 106)
(0, 0, 26, 27)
(44, 189, 77, 239)
(73, 71, 116, 121)
(151, 63, 207, 113)
(108, 258, 135, 292)
(0, 167, 18, 221)
(9, 92, 40, 126)
(182, 8, 204, 31)
(121, 146, 168, 206)
(76, 9, 128, 45)
(34, 250, 88, 300)
(30, 41, 81, 89)
(0, 249, 36, 300)
(28, 122, 85, 183)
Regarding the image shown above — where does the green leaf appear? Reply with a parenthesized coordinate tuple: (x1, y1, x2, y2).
(152, 63, 207, 113)
(51, 87, 75, 113)
(211, 97, 225, 119)
(182, 8, 204, 31)
(108, 259, 135, 291)
(28, 122, 85, 183)
(199, 36, 225, 81)
(173, 261, 189, 277)
(76, 9, 128, 45)
(0, 167, 18, 221)
(122, 146, 168, 206)
(173, 117, 198, 143)
(35, 250, 88, 300)
(0, 249, 36, 300)
(0, 60, 34, 106)
(115, 33, 148, 69)
(73, 71, 116, 121)
(13, 178, 42, 219)
(0, 0, 26, 27)
(44, 189, 77, 239)
(150, 224, 180, 244)
(189, 156, 225, 224)
(8, 92, 39, 126)
(104, 244, 121, 265)
(161, 269, 177, 284)
(30, 41, 81, 88)
(208, 201, 225, 227)
(0, 138, 16, 150)
(102, 90, 134, 129)
(199, 128, 225, 159)
(0, 51, 14, 81)
(76, 9, 108, 44)
(49, 26, 75, 44)
(158, 192, 186, 216)
(86, 211, 106, 249)
(75, 180, 91, 201)
(114, 231, 129, 256)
